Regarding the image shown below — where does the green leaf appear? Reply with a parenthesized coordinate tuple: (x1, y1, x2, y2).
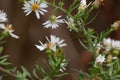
(16, 71, 27, 80)
(36, 64, 47, 77)
(21, 66, 32, 78)
(0, 55, 9, 60)
(0, 46, 3, 53)
(54, 73, 69, 78)
(79, 70, 84, 80)
(33, 69, 40, 79)
(0, 62, 11, 66)
(0, 75, 3, 80)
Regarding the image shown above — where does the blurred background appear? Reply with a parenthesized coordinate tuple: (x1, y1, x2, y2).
(0, 0, 120, 80)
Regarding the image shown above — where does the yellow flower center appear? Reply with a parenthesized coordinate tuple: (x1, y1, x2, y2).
(46, 43, 51, 48)
(6, 25, 13, 31)
(32, 3, 39, 11)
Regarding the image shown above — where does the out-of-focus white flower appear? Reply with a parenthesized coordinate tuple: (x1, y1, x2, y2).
(59, 59, 68, 72)
(65, 17, 75, 29)
(111, 40, 120, 50)
(65, 17, 74, 26)
(0, 10, 8, 22)
(79, 0, 87, 10)
(103, 38, 112, 50)
(0, 24, 19, 39)
(35, 35, 67, 52)
(93, 43, 101, 51)
(43, 15, 64, 29)
(111, 20, 120, 30)
(78, 0, 91, 12)
(95, 54, 105, 64)
(64, 16, 80, 31)
(103, 38, 120, 50)
(22, 0, 48, 19)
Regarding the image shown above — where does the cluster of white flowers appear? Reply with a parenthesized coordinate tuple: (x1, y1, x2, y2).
(22, 0, 69, 73)
(35, 35, 67, 52)
(22, 0, 92, 29)
(103, 38, 120, 50)
(0, 10, 19, 39)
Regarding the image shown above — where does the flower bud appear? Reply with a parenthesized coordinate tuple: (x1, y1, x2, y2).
(112, 49, 120, 56)
(92, 0, 104, 8)
(91, 75, 102, 80)
(106, 54, 113, 63)
(102, 51, 109, 55)
(111, 20, 120, 31)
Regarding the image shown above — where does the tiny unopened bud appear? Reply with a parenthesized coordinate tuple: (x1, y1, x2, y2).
(112, 49, 120, 56)
(106, 54, 113, 63)
(111, 20, 120, 30)
(93, 0, 104, 8)
(91, 75, 102, 80)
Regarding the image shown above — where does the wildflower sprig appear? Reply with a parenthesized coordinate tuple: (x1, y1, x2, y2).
(89, 38, 120, 80)
(35, 35, 68, 80)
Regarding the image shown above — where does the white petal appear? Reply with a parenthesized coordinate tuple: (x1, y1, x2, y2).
(35, 11, 40, 19)
(0, 24, 5, 29)
(9, 32, 19, 39)
(26, 10, 32, 16)
(35, 45, 45, 51)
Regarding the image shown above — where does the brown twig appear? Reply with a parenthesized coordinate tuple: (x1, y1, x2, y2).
(0, 66, 17, 78)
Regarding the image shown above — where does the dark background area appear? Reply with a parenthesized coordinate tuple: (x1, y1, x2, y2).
(0, 0, 120, 80)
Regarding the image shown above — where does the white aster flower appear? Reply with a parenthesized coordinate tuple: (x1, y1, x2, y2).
(95, 54, 105, 64)
(65, 16, 80, 31)
(103, 38, 120, 50)
(93, 43, 101, 51)
(43, 15, 64, 29)
(0, 10, 8, 22)
(80, 0, 87, 10)
(22, 0, 48, 19)
(0, 24, 19, 39)
(103, 38, 112, 50)
(78, 0, 91, 12)
(111, 40, 120, 50)
(65, 17, 75, 28)
(35, 35, 67, 52)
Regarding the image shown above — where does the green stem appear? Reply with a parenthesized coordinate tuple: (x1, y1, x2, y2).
(47, 3, 73, 17)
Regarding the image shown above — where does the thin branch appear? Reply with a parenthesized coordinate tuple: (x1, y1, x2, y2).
(86, 11, 100, 25)
(78, 39, 88, 50)
(0, 66, 16, 78)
